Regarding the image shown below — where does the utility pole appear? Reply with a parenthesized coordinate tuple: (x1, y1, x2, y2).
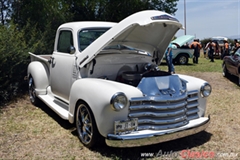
(184, 0, 186, 35)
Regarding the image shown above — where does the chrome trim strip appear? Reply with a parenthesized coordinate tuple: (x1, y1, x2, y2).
(105, 116, 210, 148)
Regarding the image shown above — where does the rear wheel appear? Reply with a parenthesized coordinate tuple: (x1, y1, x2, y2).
(176, 54, 188, 65)
(28, 76, 40, 105)
(75, 102, 102, 148)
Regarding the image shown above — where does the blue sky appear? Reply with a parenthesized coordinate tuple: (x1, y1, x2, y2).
(174, 0, 240, 40)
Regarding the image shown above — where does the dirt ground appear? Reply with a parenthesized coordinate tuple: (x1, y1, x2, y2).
(0, 72, 240, 160)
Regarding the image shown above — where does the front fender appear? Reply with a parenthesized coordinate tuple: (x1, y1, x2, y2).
(68, 78, 143, 137)
(27, 61, 49, 95)
(173, 49, 194, 59)
(178, 74, 208, 91)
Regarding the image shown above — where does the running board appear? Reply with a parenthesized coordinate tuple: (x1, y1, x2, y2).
(38, 95, 69, 120)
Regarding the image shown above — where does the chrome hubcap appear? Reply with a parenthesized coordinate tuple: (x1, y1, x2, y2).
(179, 57, 187, 64)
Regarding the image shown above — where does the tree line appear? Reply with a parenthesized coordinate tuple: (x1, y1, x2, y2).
(0, 0, 179, 105)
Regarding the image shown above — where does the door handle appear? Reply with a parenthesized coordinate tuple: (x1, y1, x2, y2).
(48, 57, 55, 64)
(49, 57, 56, 68)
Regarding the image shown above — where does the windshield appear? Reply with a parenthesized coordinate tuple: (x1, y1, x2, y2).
(78, 28, 110, 51)
(104, 45, 138, 50)
(104, 44, 151, 56)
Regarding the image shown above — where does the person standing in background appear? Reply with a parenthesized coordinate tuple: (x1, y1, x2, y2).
(214, 41, 219, 56)
(234, 39, 240, 50)
(165, 43, 175, 74)
(221, 38, 229, 59)
(205, 39, 215, 62)
(190, 39, 201, 64)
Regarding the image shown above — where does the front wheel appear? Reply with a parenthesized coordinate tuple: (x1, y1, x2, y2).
(238, 76, 240, 86)
(29, 76, 40, 105)
(222, 64, 229, 77)
(75, 102, 102, 148)
(176, 54, 188, 65)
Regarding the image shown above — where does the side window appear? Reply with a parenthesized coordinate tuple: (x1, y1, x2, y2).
(57, 30, 73, 53)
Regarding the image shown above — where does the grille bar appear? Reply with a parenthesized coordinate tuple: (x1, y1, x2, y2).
(187, 101, 199, 109)
(130, 94, 187, 103)
(130, 101, 187, 111)
(186, 108, 199, 115)
(187, 90, 199, 120)
(129, 108, 186, 118)
(138, 120, 188, 130)
(187, 114, 199, 121)
(138, 115, 187, 125)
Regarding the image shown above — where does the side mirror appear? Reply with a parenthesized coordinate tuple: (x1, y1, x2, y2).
(69, 45, 76, 54)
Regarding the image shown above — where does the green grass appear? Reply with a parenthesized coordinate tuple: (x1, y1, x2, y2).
(160, 57, 223, 73)
(2, 55, 240, 160)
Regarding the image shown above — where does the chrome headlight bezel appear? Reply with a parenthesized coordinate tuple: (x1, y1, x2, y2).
(200, 83, 212, 97)
(110, 92, 128, 111)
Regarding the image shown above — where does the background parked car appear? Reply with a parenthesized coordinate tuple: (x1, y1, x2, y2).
(222, 46, 240, 85)
(211, 36, 228, 59)
(164, 35, 194, 65)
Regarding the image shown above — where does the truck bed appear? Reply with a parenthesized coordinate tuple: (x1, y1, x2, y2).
(29, 52, 51, 68)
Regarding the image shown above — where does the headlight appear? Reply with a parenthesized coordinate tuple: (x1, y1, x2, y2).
(110, 92, 128, 111)
(200, 83, 212, 97)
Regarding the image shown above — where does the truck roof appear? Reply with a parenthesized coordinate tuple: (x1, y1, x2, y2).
(58, 21, 116, 30)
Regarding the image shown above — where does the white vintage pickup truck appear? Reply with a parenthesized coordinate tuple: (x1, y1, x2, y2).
(27, 10, 211, 148)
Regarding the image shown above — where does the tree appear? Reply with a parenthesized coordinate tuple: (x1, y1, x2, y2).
(69, 0, 179, 22)
(12, 0, 72, 30)
(145, 0, 178, 15)
(10, 0, 178, 54)
(11, 0, 74, 54)
(0, 0, 13, 25)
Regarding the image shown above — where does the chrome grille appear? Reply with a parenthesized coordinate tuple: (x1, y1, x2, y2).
(187, 90, 199, 120)
(129, 95, 189, 131)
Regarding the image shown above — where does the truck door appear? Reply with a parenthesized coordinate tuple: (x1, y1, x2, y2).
(50, 30, 76, 101)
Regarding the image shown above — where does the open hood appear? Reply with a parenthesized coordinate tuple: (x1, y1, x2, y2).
(171, 35, 195, 47)
(77, 10, 182, 68)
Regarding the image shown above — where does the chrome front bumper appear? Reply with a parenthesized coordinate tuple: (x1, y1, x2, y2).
(106, 116, 210, 148)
